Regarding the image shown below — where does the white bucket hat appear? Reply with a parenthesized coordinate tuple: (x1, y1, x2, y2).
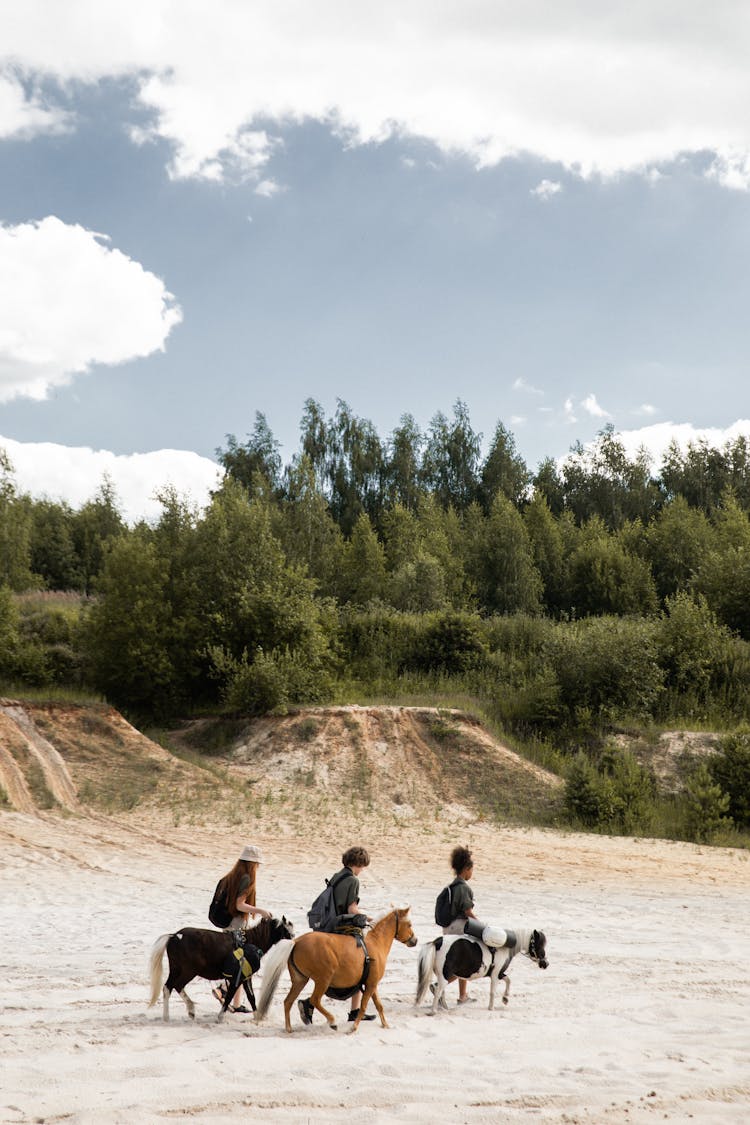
(239, 844, 263, 863)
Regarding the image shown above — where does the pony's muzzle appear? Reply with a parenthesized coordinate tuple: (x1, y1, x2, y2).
(406, 936, 418, 947)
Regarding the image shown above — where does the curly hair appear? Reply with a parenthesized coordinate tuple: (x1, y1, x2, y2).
(342, 845, 370, 869)
(450, 845, 473, 875)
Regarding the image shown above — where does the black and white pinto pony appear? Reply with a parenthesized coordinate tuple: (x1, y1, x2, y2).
(415, 927, 548, 1013)
(149, 916, 294, 1022)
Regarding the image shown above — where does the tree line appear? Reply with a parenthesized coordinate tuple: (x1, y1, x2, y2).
(2, 402, 750, 841)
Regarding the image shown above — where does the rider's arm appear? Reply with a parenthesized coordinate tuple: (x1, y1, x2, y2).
(235, 895, 271, 920)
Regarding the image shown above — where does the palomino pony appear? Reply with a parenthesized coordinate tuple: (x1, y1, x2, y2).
(255, 907, 418, 1032)
(415, 927, 548, 1013)
(149, 915, 294, 1022)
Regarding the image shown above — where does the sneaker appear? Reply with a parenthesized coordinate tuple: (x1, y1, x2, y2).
(348, 1008, 376, 1022)
(297, 998, 314, 1025)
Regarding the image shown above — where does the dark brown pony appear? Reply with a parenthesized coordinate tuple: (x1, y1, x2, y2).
(148, 916, 294, 1022)
(255, 907, 417, 1032)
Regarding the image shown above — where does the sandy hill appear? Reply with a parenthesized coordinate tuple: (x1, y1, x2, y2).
(0, 700, 562, 825)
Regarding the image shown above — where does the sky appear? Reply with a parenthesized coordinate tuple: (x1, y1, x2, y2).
(3, 2, 750, 522)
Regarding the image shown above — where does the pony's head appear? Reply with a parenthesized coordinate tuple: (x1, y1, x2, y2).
(529, 929, 548, 969)
(396, 907, 418, 948)
(274, 915, 295, 942)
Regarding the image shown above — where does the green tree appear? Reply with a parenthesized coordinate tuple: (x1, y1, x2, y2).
(524, 492, 567, 614)
(478, 422, 530, 511)
(646, 496, 712, 601)
(568, 520, 658, 617)
(0, 450, 35, 591)
(654, 592, 731, 710)
(708, 731, 750, 827)
(385, 414, 424, 510)
(685, 763, 732, 842)
(82, 531, 175, 713)
(29, 499, 82, 591)
(276, 455, 345, 596)
(693, 492, 750, 637)
(217, 412, 283, 495)
(466, 495, 542, 615)
(420, 400, 481, 511)
(72, 474, 125, 595)
(338, 512, 387, 606)
(562, 426, 663, 529)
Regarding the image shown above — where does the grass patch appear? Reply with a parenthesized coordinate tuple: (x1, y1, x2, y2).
(0, 683, 106, 706)
(25, 760, 57, 809)
(295, 717, 321, 742)
(177, 717, 249, 757)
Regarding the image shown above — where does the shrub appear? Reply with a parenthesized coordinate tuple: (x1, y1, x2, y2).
(545, 616, 664, 726)
(685, 763, 732, 842)
(708, 731, 750, 827)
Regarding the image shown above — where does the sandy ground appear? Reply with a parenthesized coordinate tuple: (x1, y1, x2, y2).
(1, 811, 749, 1124)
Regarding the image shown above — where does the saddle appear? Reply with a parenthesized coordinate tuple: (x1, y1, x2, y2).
(324, 929, 371, 1001)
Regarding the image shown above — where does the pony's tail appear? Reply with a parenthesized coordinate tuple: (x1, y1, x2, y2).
(415, 940, 437, 1006)
(148, 933, 172, 1007)
(254, 938, 294, 1022)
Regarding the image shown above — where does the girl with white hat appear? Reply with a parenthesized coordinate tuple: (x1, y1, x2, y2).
(212, 844, 271, 1011)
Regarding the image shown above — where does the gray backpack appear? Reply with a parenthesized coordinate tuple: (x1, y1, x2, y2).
(308, 871, 347, 931)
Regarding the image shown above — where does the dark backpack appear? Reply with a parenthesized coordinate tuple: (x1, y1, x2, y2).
(208, 878, 233, 929)
(434, 879, 459, 927)
(308, 871, 348, 931)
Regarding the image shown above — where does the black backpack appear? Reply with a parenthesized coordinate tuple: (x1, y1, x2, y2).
(208, 878, 233, 928)
(434, 879, 459, 927)
(308, 871, 348, 931)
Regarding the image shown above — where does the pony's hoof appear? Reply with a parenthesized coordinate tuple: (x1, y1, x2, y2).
(502, 997, 509, 1006)
(189, 1011, 195, 1020)
(329, 1022, 337, 1031)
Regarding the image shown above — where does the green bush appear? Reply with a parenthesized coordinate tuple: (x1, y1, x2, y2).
(407, 610, 487, 674)
(545, 616, 664, 726)
(708, 731, 750, 827)
(564, 746, 656, 834)
(685, 762, 732, 842)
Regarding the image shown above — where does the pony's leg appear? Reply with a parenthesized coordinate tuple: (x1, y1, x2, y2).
(502, 976, 511, 1006)
(352, 985, 387, 1031)
(488, 975, 495, 1011)
(243, 979, 256, 1012)
(434, 980, 448, 1015)
(282, 967, 309, 1033)
(162, 984, 170, 1022)
(180, 989, 196, 1020)
(307, 982, 338, 1031)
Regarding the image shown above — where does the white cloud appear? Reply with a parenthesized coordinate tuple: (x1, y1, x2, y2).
(563, 397, 577, 424)
(0, 436, 222, 524)
(581, 393, 612, 419)
(531, 178, 562, 200)
(0, 217, 181, 402)
(254, 178, 282, 198)
(4, 4, 750, 185)
(634, 403, 658, 416)
(509, 414, 526, 426)
(0, 72, 70, 138)
(513, 376, 544, 396)
(610, 420, 750, 469)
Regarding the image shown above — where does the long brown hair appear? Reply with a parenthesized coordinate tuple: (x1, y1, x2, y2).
(222, 859, 258, 915)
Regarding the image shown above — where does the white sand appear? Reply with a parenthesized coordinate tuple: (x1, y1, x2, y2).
(1, 811, 749, 1124)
